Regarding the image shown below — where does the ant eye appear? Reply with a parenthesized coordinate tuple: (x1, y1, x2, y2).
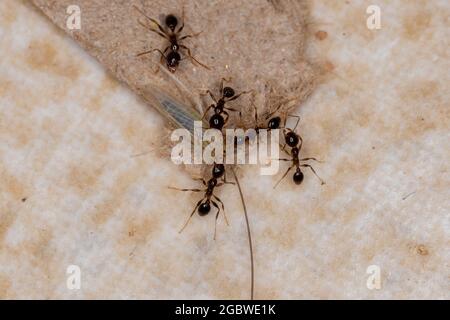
(167, 51, 181, 68)
(165, 14, 178, 30)
(223, 87, 235, 98)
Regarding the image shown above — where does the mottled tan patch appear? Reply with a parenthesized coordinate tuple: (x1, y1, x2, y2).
(88, 164, 147, 226)
(90, 132, 111, 154)
(2, 170, 26, 200)
(116, 215, 161, 258)
(24, 39, 81, 80)
(0, 275, 12, 298)
(0, 79, 13, 96)
(399, 80, 439, 102)
(67, 164, 104, 196)
(402, 11, 432, 40)
(0, 0, 18, 26)
(86, 74, 120, 111)
(0, 209, 18, 243)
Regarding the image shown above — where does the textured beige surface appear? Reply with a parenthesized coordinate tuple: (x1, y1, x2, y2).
(0, 0, 449, 299)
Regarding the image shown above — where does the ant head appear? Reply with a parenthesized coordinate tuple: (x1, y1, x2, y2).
(198, 201, 211, 216)
(165, 14, 178, 31)
(293, 168, 304, 185)
(166, 51, 181, 72)
(209, 114, 225, 130)
(223, 87, 235, 98)
(285, 131, 299, 147)
(268, 116, 281, 130)
(212, 164, 225, 179)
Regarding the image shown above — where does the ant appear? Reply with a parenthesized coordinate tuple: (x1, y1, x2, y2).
(274, 119, 325, 188)
(202, 78, 252, 130)
(169, 163, 234, 239)
(134, 5, 209, 72)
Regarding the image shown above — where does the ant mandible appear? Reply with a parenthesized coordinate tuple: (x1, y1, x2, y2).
(274, 119, 325, 188)
(134, 6, 209, 72)
(202, 78, 252, 130)
(169, 163, 233, 239)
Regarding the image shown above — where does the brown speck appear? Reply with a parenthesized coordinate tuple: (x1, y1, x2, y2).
(25, 40, 81, 80)
(21, 197, 27, 202)
(416, 245, 429, 256)
(324, 61, 335, 72)
(315, 30, 328, 41)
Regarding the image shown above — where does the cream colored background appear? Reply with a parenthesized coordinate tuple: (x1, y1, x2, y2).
(0, 0, 449, 299)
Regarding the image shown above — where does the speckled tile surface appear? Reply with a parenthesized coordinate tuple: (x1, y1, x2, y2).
(0, 0, 449, 299)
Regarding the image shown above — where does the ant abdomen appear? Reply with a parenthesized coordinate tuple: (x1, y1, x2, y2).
(198, 202, 211, 216)
(209, 114, 225, 130)
(293, 170, 304, 185)
(167, 51, 181, 71)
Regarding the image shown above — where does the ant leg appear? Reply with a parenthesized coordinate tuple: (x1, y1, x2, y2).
(137, 48, 166, 58)
(219, 77, 231, 94)
(301, 164, 326, 185)
(222, 170, 235, 185)
(265, 103, 284, 121)
(211, 200, 221, 240)
(213, 196, 229, 226)
(179, 45, 211, 70)
(179, 199, 203, 234)
(224, 106, 240, 113)
(137, 20, 168, 40)
(274, 165, 294, 189)
(168, 186, 203, 192)
(193, 178, 207, 186)
(300, 157, 323, 163)
(279, 143, 292, 156)
(205, 90, 218, 103)
(289, 115, 301, 131)
(179, 31, 202, 41)
(253, 103, 259, 123)
(201, 104, 214, 120)
(222, 111, 230, 124)
(134, 5, 168, 37)
(298, 135, 303, 151)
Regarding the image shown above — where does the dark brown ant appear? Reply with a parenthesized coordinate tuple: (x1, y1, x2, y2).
(274, 121, 325, 188)
(170, 163, 233, 239)
(134, 6, 209, 72)
(202, 78, 251, 130)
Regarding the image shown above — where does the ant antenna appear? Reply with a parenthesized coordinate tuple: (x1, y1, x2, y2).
(230, 166, 254, 300)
